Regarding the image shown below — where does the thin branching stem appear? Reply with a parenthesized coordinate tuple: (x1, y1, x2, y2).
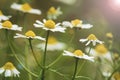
(6, 30, 38, 77)
(47, 54, 62, 69)
(41, 30, 50, 80)
(72, 58, 79, 80)
(28, 39, 43, 68)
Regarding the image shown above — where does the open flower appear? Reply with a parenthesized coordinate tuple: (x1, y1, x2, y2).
(0, 62, 20, 77)
(0, 20, 22, 31)
(62, 19, 93, 29)
(0, 10, 11, 21)
(33, 19, 66, 32)
(37, 36, 66, 51)
(11, 3, 41, 15)
(87, 44, 112, 61)
(14, 30, 45, 41)
(63, 50, 94, 62)
(47, 6, 62, 20)
(79, 34, 103, 46)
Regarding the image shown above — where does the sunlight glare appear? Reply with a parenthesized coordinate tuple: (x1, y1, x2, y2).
(109, 0, 120, 11)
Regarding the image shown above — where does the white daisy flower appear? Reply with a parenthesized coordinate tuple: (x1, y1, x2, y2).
(0, 62, 20, 77)
(37, 36, 66, 51)
(47, 6, 62, 20)
(0, 10, 11, 21)
(62, 19, 93, 29)
(33, 19, 66, 33)
(86, 44, 112, 62)
(79, 34, 103, 46)
(11, 3, 41, 15)
(14, 30, 45, 41)
(0, 20, 22, 31)
(63, 50, 94, 62)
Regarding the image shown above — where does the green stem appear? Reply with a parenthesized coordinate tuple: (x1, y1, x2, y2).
(48, 68, 69, 80)
(47, 54, 62, 68)
(6, 30, 38, 77)
(88, 47, 92, 55)
(41, 30, 50, 80)
(76, 60, 86, 75)
(23, 13, 27, 33)
(28, 39, 42, 68)
(72, 58, 79, 80)
(76, 47, 91, 75)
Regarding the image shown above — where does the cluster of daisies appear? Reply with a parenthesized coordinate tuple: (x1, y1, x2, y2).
(0, 2, 118, 80)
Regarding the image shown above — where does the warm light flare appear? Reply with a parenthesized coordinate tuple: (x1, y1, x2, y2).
(109, 0, 120, 11)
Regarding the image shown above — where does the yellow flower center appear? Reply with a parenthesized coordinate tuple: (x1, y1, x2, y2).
(48, 36, 57, 44)
(106, 33, 113, 38)
(0, 10, 3, 16)
(48, 7, 57, 14)
(95, 44, 108, 54)
(21, 3, 32, 11)
(3, 62, 15, 70)
(87, 34, 97, 40)
(71, 19, 82, 26)
(2, 21, 12, 28)
(114, 72, 120, 80)
(25, 30, 36, 37)
(74, 50, 84, 56)
(44, 20, 55, 29)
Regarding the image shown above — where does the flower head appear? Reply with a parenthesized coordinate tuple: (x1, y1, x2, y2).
(63, 50, 94, 62)
(33, 19, 66, 32)
(0, 20, 22, 31)
(79, 34, 103, 46)
(87, 44, 112, 61)
(37, 36, 66, 51)
(47, 6, 62, 20)
(62, 19, 93, 29)
(0, 62, 20, 77)
(0, 10, 11, 21)
(106, 32, 113, 39)
(14, 30, 45, 41)
(11, 3, 41, 15)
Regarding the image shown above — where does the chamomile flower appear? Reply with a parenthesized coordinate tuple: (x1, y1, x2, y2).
(87, 44, 112, 61)
(0, 20, 22, 31)
(79, 34, 103, 46)
(47, 6, 62, 20)
(37, 36, 66, 51)
(63, 50, 94, 62)
(11, 3, 41, 15)
(62, 19, 93, 29)
(33, 19, 66, 32)
(106, 32, 113, 39)
(14, 30, 45, 41)
(0, 62, 20, 77)
(0, 10, 11, 21)
(111, 72, 120, 80)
